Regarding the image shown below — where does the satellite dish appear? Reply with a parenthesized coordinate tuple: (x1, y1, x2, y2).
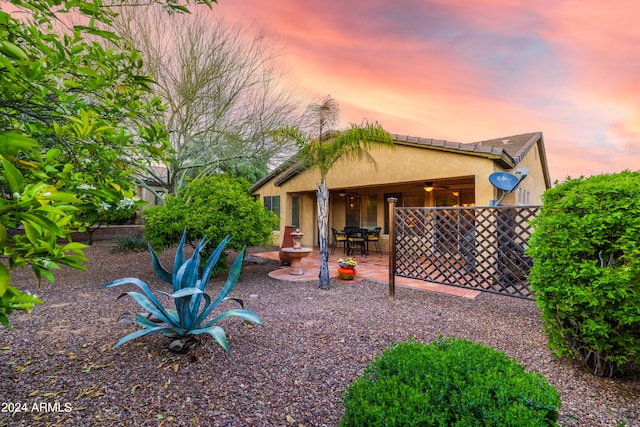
(489, 170, 528, 206)
(489, 172, 520, 192)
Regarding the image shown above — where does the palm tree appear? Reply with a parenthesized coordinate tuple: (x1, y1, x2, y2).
(292, 96, 394, 289)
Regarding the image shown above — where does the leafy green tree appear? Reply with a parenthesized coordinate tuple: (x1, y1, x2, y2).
(0, 0, 213, 327)
(277, 97, 394, 289)
(75, 182, 143, 245)
(143, 174, 277, 265)
(527, 171, 640, 376)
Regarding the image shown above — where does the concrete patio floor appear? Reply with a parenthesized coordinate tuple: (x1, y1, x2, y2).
(252, 248, 481, 300)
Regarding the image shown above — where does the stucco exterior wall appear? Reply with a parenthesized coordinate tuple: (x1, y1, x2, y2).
(327, 145, 493, 189)
(496, 142, 547, 206)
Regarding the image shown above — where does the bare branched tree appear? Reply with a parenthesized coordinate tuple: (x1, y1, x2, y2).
(112, 5, 303, 196)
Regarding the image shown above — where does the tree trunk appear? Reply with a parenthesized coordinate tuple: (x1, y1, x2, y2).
(317, 180, 330, 289)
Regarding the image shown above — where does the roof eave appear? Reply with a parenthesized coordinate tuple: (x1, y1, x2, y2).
(535, 135, 553, 188)
(395, 140, 516, 167)
(250, 155, 300, 193)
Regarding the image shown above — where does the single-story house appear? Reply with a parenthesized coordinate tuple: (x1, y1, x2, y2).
(256, 131, 550, 252)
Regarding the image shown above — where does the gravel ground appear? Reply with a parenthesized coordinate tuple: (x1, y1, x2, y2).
(1, 244, 639, 427)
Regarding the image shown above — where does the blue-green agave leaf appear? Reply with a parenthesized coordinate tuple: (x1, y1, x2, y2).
(148, 243, 172, 284)
(113, 325, 176, 349)
(172, 230, 188, 291)
(198, 249, 244, 322)
(174, 263, 200, 327)
(172, 236, 206, 324)
(101, 278, 179, 328)
(175, 252, 201, 292)
(195, 295, 245, 327)
(223, 296, 245, 308)
(165, 309, 180, 326)
(196, 253, 243, 323)
(174, 235, 215, 327)
(134, 314, 185, 338)
(173, 287, 205, 330)
(199, 235, 232, 291)
(203, 309, 263, 328)
(190, 325, 230, 355)
(194, 291, 213, 326)
(190, 236, 232, 321)
(135, 313, 161, 329)
(171, 287, 204, 299)
(122, 291, 179, 328)
(195, 235, 210, 254)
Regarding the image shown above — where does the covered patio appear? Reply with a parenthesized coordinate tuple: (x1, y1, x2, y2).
(251, 132, 551, 252)
(251, 249, 480, 300)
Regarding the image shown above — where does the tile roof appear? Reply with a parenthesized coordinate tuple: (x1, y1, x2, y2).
(251, 131, 548, 192)
(390, 131, 543, 169)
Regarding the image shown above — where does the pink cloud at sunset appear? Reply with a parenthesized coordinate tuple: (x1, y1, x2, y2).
(215, 1, 639, 181)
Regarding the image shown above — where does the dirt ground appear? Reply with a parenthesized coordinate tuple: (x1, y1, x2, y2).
(1, 244, 639, 426)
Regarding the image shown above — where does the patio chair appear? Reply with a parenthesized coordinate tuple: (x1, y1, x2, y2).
(347, 229, 367, 256)
(331, 228, 347, 255)
(279, 225, 294, 265)
(365, 227, 382, 255)
(343, 226, 360, 235)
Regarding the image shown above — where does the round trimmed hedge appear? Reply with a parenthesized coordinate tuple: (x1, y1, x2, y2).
(340, 338, 560, 426)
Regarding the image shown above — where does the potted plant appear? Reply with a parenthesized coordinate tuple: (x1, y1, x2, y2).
(337, 257, 357, 280)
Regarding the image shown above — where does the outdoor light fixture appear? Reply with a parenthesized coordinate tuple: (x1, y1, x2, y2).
(422, 181, 448, 192)
(452, 190, 459, 197)
(339, 189, 346, 197)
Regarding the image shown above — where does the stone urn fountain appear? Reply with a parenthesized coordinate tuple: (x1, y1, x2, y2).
(280, 228, 312, 275)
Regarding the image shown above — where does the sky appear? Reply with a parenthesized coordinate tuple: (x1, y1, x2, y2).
(213, 0, 640, 182)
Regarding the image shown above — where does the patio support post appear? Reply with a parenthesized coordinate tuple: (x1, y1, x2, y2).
(387, 197, 397, 301)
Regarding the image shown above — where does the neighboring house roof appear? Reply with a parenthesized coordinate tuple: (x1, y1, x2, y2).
(251, 131, 550, 192)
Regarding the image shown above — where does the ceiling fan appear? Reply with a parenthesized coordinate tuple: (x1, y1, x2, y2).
(337, 189, 359, 197)
(420, 181, 449, 192)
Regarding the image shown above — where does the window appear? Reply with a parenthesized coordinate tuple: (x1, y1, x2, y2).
(362, 195, 377, 228)
(345, 195, 378, 229)
(345, 196, 361, 228)
(263, 195, 280, 231)
(291, 195, 300, 228)
(435, 189, 475, 207)
(403, 190, 424, 208)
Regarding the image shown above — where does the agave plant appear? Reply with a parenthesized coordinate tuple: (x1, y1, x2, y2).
(102, 231, 262, 354)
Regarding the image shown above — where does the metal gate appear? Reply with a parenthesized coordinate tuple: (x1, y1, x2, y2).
(391, 205, 538, 299)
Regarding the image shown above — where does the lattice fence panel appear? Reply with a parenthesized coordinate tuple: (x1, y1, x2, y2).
(393, 206, 538, 299)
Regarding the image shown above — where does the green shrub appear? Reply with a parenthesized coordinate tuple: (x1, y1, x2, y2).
(143, 174, 277, 269)
(340, 338, 560, 427)
(110, 232, 147, 253)
(527, 171, 640, 376)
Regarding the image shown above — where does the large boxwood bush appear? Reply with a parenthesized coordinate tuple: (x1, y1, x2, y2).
(340, 338, 560, 426)
(527, 171, 640, 377)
